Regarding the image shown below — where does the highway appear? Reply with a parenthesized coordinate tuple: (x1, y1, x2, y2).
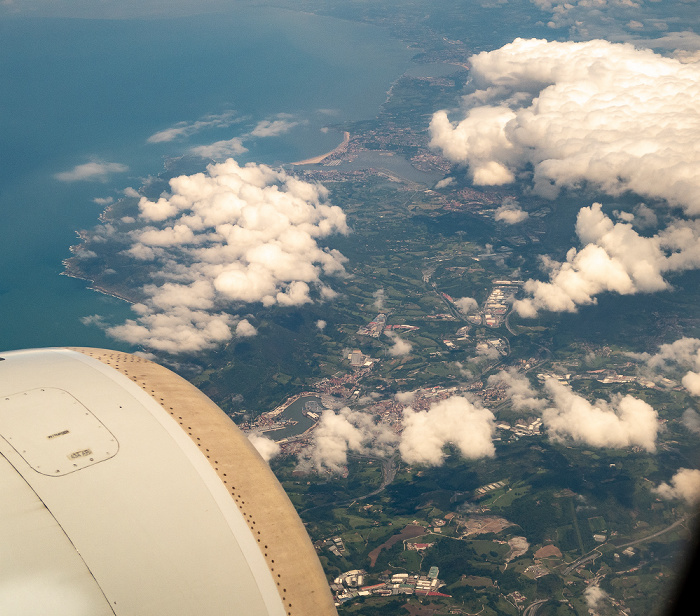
(559, 517, 689, 576)
(351, 455, 398, 501)
(522, 599, 548, 616)
(562, 549, 602, 575)
(504, 308, 517, 336)
(615, 516, 688, 549)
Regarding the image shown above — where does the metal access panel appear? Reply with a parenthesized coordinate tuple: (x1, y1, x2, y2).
(0, 388, 118, 476)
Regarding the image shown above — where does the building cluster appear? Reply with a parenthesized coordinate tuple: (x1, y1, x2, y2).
(239, 414, 297, 434)
(277, 439, 308, 457)
(481, 383, 508, 404)
(467, 312, 483, 325)
(407, 386, 461, 412)
(298, 168, 369, 183)
(454, 326, 470, 341)
(475, 337, 509, 357)
(354, 384, 480, 435)
(331, 568, 446, 604)
(319, 536, 346, 557)
(303, 399, 323, 421)
(347, 348, 374, 368)
(596, 373, 638, 385)
(481, 282, 521, 328)
(578, 369, 657, 388)
(357, 313, 387, 337)
(406, 541, 435, 552)
(314, 367, 372, 398)
(410, 151, 452, 174)
(495, 417, 543, 438)
(474, 247, 514, 263)
(443, 189, 501, 215)
(456, 188, 503, 206)
(360, 121, 426, 149)
(385, 324, 419, 333)
(426, 313, 457, 320)
(508, 591, 527, 605)
(445, 279, 522, 328)
(524, 563, 549, 579)
(537, 371, 571, 383)
(474, 480, 507, 496)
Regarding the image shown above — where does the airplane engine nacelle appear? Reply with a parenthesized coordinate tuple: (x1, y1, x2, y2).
(0, 347, 337, 616)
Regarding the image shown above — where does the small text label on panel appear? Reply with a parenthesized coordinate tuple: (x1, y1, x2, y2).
(47, 430, 70, 440)
(68, 449, 93, 460)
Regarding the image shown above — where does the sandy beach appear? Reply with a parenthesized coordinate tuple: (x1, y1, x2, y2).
(291, 131, 350, 165)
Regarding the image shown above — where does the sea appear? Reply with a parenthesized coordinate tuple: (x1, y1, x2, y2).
(0, 7, 414, 352)
(265, 395, 322, 442)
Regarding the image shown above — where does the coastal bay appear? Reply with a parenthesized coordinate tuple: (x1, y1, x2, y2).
(0, 8, 412, 352)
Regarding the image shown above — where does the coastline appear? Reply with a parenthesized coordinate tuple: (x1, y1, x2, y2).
(61, 265, 135, 305)
(291, 131, 350, 166)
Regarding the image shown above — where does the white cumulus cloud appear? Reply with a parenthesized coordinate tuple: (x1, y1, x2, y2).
(429, 39, 700, 315)
(385, 331, 413, 357)
(248, 432, 281, 463)
(430, 39, 700, 216)
(90, 158, 347, 353)
(55, 161, 128, 182)
(494, 198, 528, 224)
(631, 337, 700, 396)
(373, 288, 386, 310)
(654, 468, 700, 505)
(681, 408, 700, 435)
(146, 110, 239, 143)
(529, 0, 700, 43)
(584, 585, 609, 612)
(487, 368, 546, 412)
(454, 297, 479, 314)
(682, 371, 700, 396)
(541, 379, 660, 452)
(395, 390, 416, 405)
(250, 119, 299, 138)
(638, 337, 700, 371)
(399, 397, 496, 466)
(189, 137, 248, 159)
(435, 177, 454, 189)
(513, 204, 700, 316)
(106, 306, 234, 354)
(235, 318, 257, 338)
(301, 396, 498, 472)
(298, 408, 397, 474)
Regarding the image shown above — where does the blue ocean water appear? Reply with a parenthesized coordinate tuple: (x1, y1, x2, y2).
(0, 8, 413, 352)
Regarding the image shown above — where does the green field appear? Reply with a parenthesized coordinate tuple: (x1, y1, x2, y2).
(587, 516, 607, 534)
